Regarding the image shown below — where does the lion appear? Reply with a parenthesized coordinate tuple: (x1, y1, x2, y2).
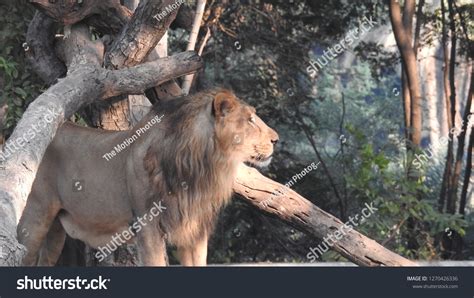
(17, 88, 279, 266)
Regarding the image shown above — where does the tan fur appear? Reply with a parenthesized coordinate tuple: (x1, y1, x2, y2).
(17, 88, 279, 266)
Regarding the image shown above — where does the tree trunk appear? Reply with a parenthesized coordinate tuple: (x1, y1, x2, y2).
(389, 0, 423, 153)
(389, 0, 424, 252)
(459, 127, 473, 215)
(445, 0, 459, 214)
(438, 0, 453, 212)
(451, 66, 472, 211)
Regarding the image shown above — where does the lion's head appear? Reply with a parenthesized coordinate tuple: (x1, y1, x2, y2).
(212, 90, 279, 167)
(142, 88, 279, 247)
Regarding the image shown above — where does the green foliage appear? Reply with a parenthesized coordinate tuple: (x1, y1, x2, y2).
(0, 3, 43, 137)
(344, 126, 468, 259)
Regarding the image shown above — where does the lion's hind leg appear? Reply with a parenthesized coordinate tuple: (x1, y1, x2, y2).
(17, 190, 61, 266)
(136, 224, 168, 266)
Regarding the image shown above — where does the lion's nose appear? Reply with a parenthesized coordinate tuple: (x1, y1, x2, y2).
(271, 136, 279, 145)
(270, 129, 279, 145)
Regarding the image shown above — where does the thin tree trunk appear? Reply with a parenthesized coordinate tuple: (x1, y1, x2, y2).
(401, 0, 414, 145)
(389, 0, 423, 152)
(182, 0, 207, 94)
(446, 0, 458, 214)
(390, 0, 425, 253)
(402, 69, 411, 142)
(401, 0, 423, 154)
(413, 0, 425, 54)
(450, 66, 472, 210)
(439, 0, 453, 212)
(297, 116, 346, 221)
(459, 127, 473, 215)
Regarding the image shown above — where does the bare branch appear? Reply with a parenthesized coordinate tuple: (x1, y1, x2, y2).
(182, 0, 207, 94)
(104, 51, 203, 98)
(234, 164, 417, 266)
(105, 0, 184, 69)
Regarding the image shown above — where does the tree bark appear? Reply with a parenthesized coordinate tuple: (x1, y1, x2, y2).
(401, 69, 411, 141)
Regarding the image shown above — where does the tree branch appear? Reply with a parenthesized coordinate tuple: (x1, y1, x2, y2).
(104, 51, 203, 98)
(29, 0, 131, 32)
(182, 0, 207, 95)
(233, 164, 417, 266)
(105, 0, 183, 69)
(25, 11, 66, 85)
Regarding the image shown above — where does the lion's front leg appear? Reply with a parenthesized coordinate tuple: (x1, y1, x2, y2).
(136, 226, 168, 266)
(177, 230, 208, 266)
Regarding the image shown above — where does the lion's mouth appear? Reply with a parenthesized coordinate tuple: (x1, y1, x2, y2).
(247, 154, 273, 168)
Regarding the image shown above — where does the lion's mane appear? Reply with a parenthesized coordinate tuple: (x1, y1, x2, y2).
(143, 89, 237, 246)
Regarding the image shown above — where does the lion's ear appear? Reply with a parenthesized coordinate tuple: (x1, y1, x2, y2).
(213, 92, 237, 117)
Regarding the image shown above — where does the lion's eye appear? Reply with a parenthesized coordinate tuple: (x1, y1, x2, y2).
(249, 115, 256, 124)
